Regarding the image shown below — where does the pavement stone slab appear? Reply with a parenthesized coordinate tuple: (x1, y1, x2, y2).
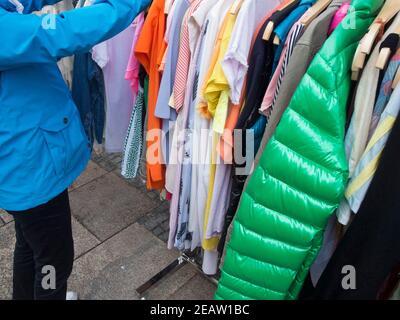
(168, 274, 216, 300)
(71, 217, 101, 258)
(69, 173, 159, 241)
(0, 209, 13, 224)
(92, 152, 122, 172)
(69, 161, 107, 192)
(68, 223, 179, 300)
(145, 264, 198, 300)
(0, 222, 14, 300)
(112, 168, 160, 201)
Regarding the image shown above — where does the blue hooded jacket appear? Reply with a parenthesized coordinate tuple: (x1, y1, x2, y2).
(0, 0, 148, 210)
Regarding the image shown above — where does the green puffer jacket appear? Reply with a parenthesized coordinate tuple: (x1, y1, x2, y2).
(216, 0, 384, 300)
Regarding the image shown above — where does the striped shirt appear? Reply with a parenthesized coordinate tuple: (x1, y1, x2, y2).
(172, 0, 202, 112)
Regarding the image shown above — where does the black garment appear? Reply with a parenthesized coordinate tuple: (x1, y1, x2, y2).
(7, 190, 74, 300)
(218, 1, 300, 256)
(312, 114, 400, 300)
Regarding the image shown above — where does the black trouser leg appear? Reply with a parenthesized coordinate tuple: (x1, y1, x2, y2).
(8, 190, 74, 300)
(12, 219, 35, 300)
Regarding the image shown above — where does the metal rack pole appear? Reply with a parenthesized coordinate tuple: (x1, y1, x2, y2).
(136, 252, 219, 299)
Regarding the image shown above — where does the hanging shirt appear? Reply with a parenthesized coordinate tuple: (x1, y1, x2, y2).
(172, 0, 203, 113)
(159, 0, 179, 72)
(121, 85, 145, 179)
(125, 12, 145, 96)
(338, 14, 400, 225)
(172, 0, 218, 252)
(187, 0, 235, 255)
(272, 0, 316, 71)
(221, 0, 282, 105)
(167, 0, 213, 249)
(203, 4, 244, 134)
(72, 52, 105, 146)
(345, 67, 400, 215)
(369, 51, 400, 136)
(235, 3, 298, 132)
(217, 0, 292, 163)
(260, 22, 305, 117)
(135, 0, 167, 190)
(92, 23, 137, 153)
(155, 0, 190, 168)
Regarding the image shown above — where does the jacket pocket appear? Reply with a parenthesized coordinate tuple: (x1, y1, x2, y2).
(40, 108, 89, 177)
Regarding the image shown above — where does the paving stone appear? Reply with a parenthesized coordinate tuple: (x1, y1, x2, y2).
(69, 161, 107, 192)
(168, 274, 216, 300)
(68, 223, 179, 300)
(112, 168, 157, 201)
(69, 173, 159, 241)
(147, 191, 161, 200)
(153, 227, 163, 237)
(161, 220, 170, 231)
(143, 216, 160, 231)
(71, 217, 101, 258)
(0, 222, 15, 300)
(159, 231, 169, 243)
(0, 216, 102, 300)
(0, 209, 13, 224)
(145, 263, 198, 300)
(92, 152, 123, 173)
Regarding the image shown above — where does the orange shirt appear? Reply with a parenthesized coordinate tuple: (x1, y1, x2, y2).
(135, 0, 166, 190)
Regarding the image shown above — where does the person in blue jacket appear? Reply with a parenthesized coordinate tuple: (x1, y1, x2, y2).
(0, 0, 149, 300)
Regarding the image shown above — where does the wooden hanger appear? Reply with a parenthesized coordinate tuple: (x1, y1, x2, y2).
(351, 44, 365, 80)
(263, 0, 298, 41)
(272, 0, 332, 45)
(263, 21, 276, 41)
(164, 0, 173, 14)
(300, 0, 332, 27)
(279, 0, 298, 11)
(376, 22, 400, 70)
(352, 0, 400, 75)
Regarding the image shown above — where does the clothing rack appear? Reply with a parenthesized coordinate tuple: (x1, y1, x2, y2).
(136, 250, 219, 299)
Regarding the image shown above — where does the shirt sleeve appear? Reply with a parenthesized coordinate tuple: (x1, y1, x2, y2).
(0, 0, 149, 71)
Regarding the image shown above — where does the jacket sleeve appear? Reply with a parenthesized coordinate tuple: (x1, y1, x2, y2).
(0, 0, 149, 71)
(0, 0, 63, 13)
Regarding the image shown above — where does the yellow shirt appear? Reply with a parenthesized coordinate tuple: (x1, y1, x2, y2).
(202, 1, 243, 252)
(203, 8, 240, 134)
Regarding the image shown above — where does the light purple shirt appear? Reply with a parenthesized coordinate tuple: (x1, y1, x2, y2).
(92, 23, 137, 153)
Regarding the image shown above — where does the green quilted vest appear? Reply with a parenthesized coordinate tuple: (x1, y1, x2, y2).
(216, 0, 384, 300)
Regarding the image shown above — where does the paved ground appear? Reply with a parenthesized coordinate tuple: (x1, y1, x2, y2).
(0, 153, 216, 300)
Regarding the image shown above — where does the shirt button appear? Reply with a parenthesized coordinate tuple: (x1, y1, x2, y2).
(63, 117, 69, 124)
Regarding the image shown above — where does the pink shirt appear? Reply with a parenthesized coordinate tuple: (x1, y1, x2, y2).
(259, 22, 301, 116)
(125, 13, 145, 96)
